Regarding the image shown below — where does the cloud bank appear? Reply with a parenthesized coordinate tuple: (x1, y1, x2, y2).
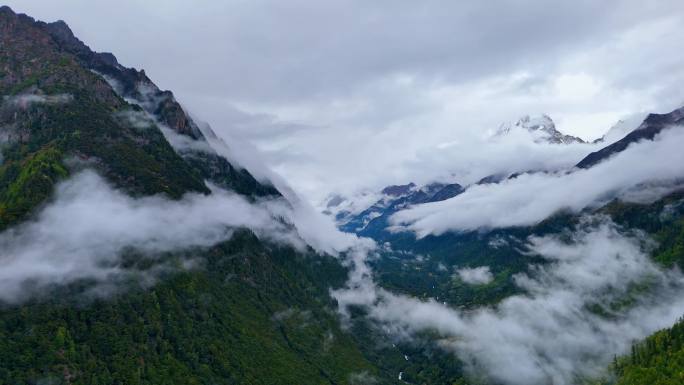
(0, 170, 355, 304)
(8, 1, 684, 201)
(392, 126, 684, 236)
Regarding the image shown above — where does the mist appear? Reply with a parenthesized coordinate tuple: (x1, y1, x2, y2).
(2, 92, 73, 108)
(333, 217, 684, 385)
(0, 169, 340, 304)
(392, 126, 684, 236)
(456, 266, 494, 285)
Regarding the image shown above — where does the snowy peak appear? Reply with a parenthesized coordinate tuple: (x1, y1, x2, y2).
(593, 113, 648, 145)
(516, 114, 556, 133)
(497, 114, 585, 145)
(329, 181, 464, 235)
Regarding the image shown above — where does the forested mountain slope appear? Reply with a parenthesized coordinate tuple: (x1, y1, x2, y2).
(0, 7, 381, 384)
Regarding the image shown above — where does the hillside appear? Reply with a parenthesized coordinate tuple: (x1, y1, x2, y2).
(610, 316, 684, 385)
(0, 7, 381, 384)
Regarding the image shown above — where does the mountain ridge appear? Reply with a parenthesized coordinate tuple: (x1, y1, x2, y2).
(496, 113, 585, 144)
(576, 106, 684, 169)
(0, 7, 387, 384)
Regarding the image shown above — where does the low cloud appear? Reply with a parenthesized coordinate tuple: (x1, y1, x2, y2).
(456, 266, 493, 285)
(0, 170, 347, 304)
(3, 92, 73, 108)
(349, 371, 378, 385)
(113, 109, 154, 130)
(9, 1, 684, 204)
(334, 217, 684, 385)
(392, 126, 684, 236)
(0, 91, 73, 163)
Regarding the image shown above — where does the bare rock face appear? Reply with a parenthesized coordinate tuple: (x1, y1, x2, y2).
(338, 181, 464, 236)
(381, 183, 416, 196)
(40, 16, 204, 139)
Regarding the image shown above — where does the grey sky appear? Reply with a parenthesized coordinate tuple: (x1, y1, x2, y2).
(6, 0, 684, 202)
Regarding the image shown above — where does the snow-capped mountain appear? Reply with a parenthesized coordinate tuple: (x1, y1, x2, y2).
(592, 113, 648, 145)
(577, 106, 684, 169)
(496, 114, 585, 144)
(327, 181, 464, 236)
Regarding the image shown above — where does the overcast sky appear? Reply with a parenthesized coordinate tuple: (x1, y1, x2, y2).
(7, 0, 684, 203)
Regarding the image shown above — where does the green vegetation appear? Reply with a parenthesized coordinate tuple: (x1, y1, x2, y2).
(610, 317, 684, 385)
(361, 193, 684, 384)
(0, 145, 68, 228)
(0, 92, 210, 230)
(0, 232, 378, 385)
(0, 11, 381, 384)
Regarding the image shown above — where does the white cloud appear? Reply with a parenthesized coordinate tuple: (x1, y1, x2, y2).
(3, 93, 73, 107)
(0, 169, 360, 303)
(456, 266, 494, 285)
(552, 72, 602, 101)
(391, 126, 684, 236)
(113, 109, 154, 129)
(7, 1, 684, 201)
(334, 217, 684, 385)
(349, 371, 378, 385)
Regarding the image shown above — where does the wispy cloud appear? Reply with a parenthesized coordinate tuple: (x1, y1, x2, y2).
(392, 126, 684, 236)
(0, 170, 353, 303)
(3, 93, 73, 108)
(11, 0, 684, 201)
(456, 266, 493, 285)
(334, 217, 684, 384)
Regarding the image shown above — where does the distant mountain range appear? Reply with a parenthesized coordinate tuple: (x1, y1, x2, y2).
(328, 181, 464, 236)
(329, 106, 684, 239)
(326, 113, 586, 234)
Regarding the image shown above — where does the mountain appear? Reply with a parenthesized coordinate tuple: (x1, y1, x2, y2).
(329, 114, 587, 238)
(0, 7, 387, 384)
(4, 6, 684, 385)
(576, 106, 684, 168)
(592, 114, 647, 145)
(337, 107, 683, 240)
(326, 106, 684, 384)
(0, 5, 280, 230)
(45, 13, 281, 199)
(333, 181, 464, 236)
(496, 114, 585, 144)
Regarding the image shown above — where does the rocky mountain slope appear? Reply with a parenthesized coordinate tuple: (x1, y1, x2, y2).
(0, 7, 383, 384)
(329, 181, 464, 236)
